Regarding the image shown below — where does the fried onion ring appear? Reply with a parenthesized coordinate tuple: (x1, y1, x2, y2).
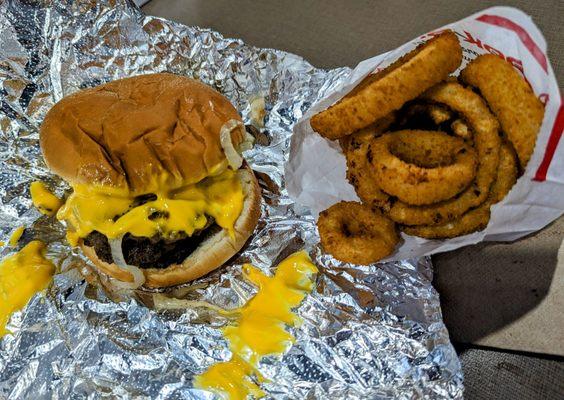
(339, 112, 396, 152)
(342, 114, 396, 209)
(400, 103, 452, 127)
(387, 82, 501, 225)
(397, 103, 473, 143)
(311, 31, 462, 139)
(403, 142, 518, 238)
(317, 201, 399, 264)
(460, 54, 545, 169)
(369, 130, 478, 205)
(451, 119, 472, 142)
(428, 104, 453, 125)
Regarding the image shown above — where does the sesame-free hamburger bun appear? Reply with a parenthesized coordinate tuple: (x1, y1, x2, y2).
(40, 73, 261, 287)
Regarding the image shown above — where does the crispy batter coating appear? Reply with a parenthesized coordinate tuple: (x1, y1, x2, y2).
(339, 113, 396, 152)
(396, 102, 452, 130)
(460, 54, 544, 169)
(342, 114, 396, 209)
(403, 142, 517, 238)
(369, 130, 477, 205)
(311, 31, 462, 139)
(317, 201, 399, 264)
(451, 119, 472, 141)
(428, 104, 453, 124)
(397, 102, 474, 142)
(387, 82, 501, 225)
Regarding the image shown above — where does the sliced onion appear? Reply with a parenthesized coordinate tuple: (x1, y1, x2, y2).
(109, 237, 146, 289)
(239, 129, 255, 152)
(249, 95, 266, 128)
(220, 119, 245, 169)
(152, 294, 229, 314)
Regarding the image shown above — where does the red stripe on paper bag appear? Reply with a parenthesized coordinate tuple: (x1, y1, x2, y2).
(476, 14, 548, 73)
(534, 104, 563, 182)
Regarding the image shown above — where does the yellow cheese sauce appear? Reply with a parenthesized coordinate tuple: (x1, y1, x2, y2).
(30, 181, 64, 216)
(194, 251, 318, 399)
(56, 168, 244, 246)
(8, 226, 25, 247)
(0, 241, 56, 337)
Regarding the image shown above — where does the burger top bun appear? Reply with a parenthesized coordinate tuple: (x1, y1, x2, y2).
(40, 73, 245, 191)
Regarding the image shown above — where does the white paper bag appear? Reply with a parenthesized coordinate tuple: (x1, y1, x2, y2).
(286, 6, 563, 260)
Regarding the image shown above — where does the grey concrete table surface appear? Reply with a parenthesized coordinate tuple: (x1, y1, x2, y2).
(143, 1, 563, 399)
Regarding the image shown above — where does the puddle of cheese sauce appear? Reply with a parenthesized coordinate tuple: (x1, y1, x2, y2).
(0, 241, 55, 337)
(193, 251, 318, 399)
(8, 226, 25, 247)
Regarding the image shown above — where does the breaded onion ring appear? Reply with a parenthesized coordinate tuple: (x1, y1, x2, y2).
(339, 112, 396, 152)
(369, 130, 478, 205)
(451, 119, 472, 142)
(341, 114, 396, 209)
(317, 201, 399, 264)
(403, 142, 518, 238)
(397, 102, 474, 143)
(311, 31, 462, 139)
(400, 103, 452, 127)
(487, 142, 520, 204)
(460, 54, 545, 169)
(428, 104, 453, 125)
(387, 82, 501, 225)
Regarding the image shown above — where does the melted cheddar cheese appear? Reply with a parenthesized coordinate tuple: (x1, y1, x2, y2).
(194, 251, 318, 399)
(8, 227, 25, 247)
(196, 356, 266, 399)
(56, 168, 244, 246)
(30, 181, 64, 216)
(0, 241, 55, 337)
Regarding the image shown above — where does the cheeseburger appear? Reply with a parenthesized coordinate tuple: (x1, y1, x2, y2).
(40, 73, 261, 288)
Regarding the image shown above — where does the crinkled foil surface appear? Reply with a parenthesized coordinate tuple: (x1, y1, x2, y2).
(0, 0, 463, 398)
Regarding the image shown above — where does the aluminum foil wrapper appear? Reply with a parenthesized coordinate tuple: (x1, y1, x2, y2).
(0, 0, 463, 398)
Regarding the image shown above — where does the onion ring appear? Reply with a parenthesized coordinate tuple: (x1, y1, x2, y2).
(428, 104, 452, 125)
(369, 130, 477, 205)
(399, 103, 452, 127)
(450, 119, 472, 142)
(460, 54, 544, 169)
(341, 114, 395, 209)
(339, 112, 396, 152)
(487, 142, 520, 204)
(397, 102, 473, 143)
(403, 142, 517, 238)
(387, 82, 501, 225)
(311, 31, 462, 139)
(317, 201, 399, 264)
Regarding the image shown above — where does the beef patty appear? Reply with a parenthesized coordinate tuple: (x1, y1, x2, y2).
(83, 222, 221, 269)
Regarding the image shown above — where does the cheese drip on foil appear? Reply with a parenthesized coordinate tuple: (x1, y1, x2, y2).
(30, 181, 63, 216)
(0, 241, 55, 337)
(56, 168, 244, 246)
(193, 251, 318, 399)
(8, 227, 25, 247)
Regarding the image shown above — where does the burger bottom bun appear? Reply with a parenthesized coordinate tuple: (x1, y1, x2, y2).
(81, 166, 261, 288)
